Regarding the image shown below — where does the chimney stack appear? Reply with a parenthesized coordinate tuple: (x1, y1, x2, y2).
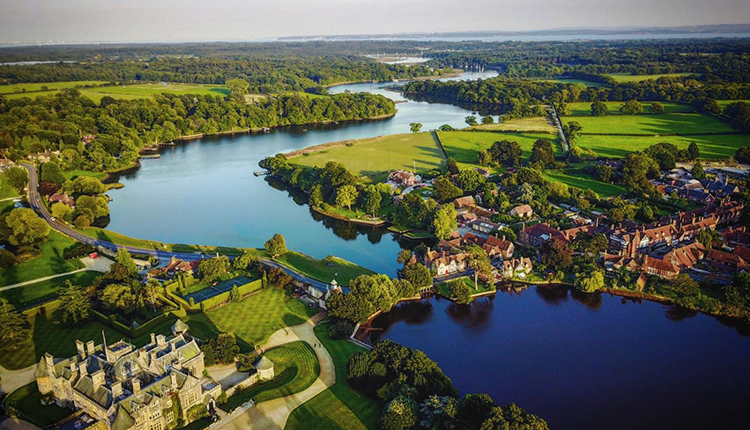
(132, 378, 141, 393)
(170, 371, 178, 389)
(111, 381, 123, 398)
(92, 369, 105, 388)
(86, 340, 95, 356)
(156, 334, 166, 347)
(76, 340, 86, 359)
(150, 333, 156, 345)
(44, 352, 54, 369)
(70, 361, 78, 374)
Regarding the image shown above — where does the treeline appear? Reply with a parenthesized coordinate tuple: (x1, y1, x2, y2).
(0, 57, 445, 93)
(0, 90, 395, 171)
(347, 340, 549, 430)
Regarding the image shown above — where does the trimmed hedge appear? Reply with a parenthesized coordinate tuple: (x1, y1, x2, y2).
(165, 277, 263, 312)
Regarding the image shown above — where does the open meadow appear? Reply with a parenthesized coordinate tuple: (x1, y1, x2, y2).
(565, 101, 693, 116)
(606, 72, 695, 82)
(437, 130, 560, 170)
(471, 116, 557, 133)
(1, 81, 230, 102)
(289, 132, 446, 182)
(574, 133, 749, 159)
(543, 170, 626, 198)
(566, 112, 734, 135)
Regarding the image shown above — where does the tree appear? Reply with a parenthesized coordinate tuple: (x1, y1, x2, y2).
(64, 176, 107, 195)
(4, 167, 28, 193)
(456, 169, 486, 194)
(226, 78, 249, 101)
(480, 403, 550, 430)
(591, 100, 608, 116)
(697, 229, 719, 249)
(74, 215, 91, 228)
(201, 333, 240, 366)
(489, 140, 522, 167)
(309, 184, 324, 208)
(400, 263, 433, 290)
(382, 395, 418, 430)
(41, 162, 66, 187)
(116, 248, 138, 277)
(649, 102, 665, 114)
(100, 284, 138, 313)
(409, 122, 423, 133)
(691, 160, 706, 180)
(51, 202, 74, 222)
(622, 152, 660, 194)
(619, 99, 643, 115)
(671, 273, 700, 297)
(446, 158, 459, 175)
(59, 282, 91, 325)
(477, 150, 491, 167)
(230, 286, 242, 302)
(264, 233, 287, 258)
(233, 251, 257, 271)
(685, 142, 700, 161)
(335, 185, 358, 210)
(448, 279, 472, 304)
(76, 195, 109, 219)
(142, 279, 163, 312)
(529, 139, 555, 168)
(481, 115, 494, 125)
(0, 298, 29, 349)
(465, 244, 493, 290)
(562, 121, 582, 142)
(645, 142, 679, 171)
(465, 116, 478, 126)
(0, 249, 17, 269)
(5, 208, 49, 246)
(431, 177, 463, 202)
(574, 270, 604, 293)
(198, 256, 230, 283)
(432, 204, 457, 240)
(541, 239, 573, 271)
(363, 185, 382, 216)
(397, 249, 413, 266)
(735, 147, 750, 164)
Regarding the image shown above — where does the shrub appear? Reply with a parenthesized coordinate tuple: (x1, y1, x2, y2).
(328, 319, 354, 340)
(0, 249, 17, 269)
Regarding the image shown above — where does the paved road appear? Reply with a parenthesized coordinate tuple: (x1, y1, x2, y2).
(213, 313, 335, 430)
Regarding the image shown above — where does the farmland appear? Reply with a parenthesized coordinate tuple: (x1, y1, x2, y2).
(543, 170, 626, 198)
(565, 101, 693, 116)
(437, 130, 559, 170)
(574, 133, 749, 159)
(288, 132, 446, 182)
(606, 72, 695, 82)
(471, 116, 557, 133)
(537, 78, 603, 88)
(566, 113, 734, 135)
(1, 81, 230, 102)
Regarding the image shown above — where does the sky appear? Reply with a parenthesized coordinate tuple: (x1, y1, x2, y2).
(1, 0, 749, 44)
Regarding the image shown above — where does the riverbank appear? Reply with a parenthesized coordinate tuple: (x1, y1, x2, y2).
(310, 206, 389, 227)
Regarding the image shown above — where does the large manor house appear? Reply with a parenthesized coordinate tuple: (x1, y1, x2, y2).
(35, 321, 221, 430)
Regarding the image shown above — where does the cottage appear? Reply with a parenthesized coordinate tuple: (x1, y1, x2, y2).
(519, 223, 564, 247)
(453, 196, 476, 209)
(50, 192, 76, 208)
(469, 219, 500, 234)
(484, 235, 514, 260)
(641, 255, 680, 279)
(508, 204, 533, 218)
(388, 170, 419, 186)
(424, 250, 468, 276)
(500, 258, 533, 278)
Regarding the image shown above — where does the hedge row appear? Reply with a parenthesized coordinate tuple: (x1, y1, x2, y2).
(165, 278, 263, 312)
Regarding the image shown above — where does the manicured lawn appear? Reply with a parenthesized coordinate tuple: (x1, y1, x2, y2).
(565, 101, 693, 116)
(574, 133, 750, 159)
(0, 175, 21, 199)
(0, 300, 173, 369)
(436, 276, 494, 299)
(221, 341, 320, 411)
(0, 271, 100, 307)
(565, 113, 734, 135)
(0, 81, 111, 94)
(63, 169, 108, 181)
(276, 251, 375, 286)
(289, 132, 446, 182)
(0, 231, 85, 287)
(606, 72, 695, 83)
(5, 382, 74, 427)
(437, 130, 559, 171)
(543, 170, 627, 198)
(471, 116, 556, 134)
(201, 288, 317, 347)
(285, 324, 380, 430)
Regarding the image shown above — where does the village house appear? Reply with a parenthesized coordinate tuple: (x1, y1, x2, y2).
(388, 170, 419, 187)
(704, 249, 750, 273)
(723, 226, 750, 248)
(500, 257, 533, 279)
(35, 323, 223, 430)
(0, 157, 14, 172)
(519, 223, 565, 247)
(508, 204, 534, 218)
(469, 219, 501, 234)
(641, 255, 681, 279)
(424, 249, 468, 276)
(50, 192, 76, 208)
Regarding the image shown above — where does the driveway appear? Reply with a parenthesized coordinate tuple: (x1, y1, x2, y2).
(0, 363, 37, 395)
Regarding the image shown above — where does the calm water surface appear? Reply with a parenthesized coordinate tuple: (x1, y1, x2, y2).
(368, 288, 750, 430)
(107, 71, 497, 276)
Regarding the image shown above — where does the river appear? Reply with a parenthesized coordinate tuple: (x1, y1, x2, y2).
(366, 287, 750, 430)
(107, 70, 497, 277)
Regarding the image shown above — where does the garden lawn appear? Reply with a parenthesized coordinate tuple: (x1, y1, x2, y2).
(0, 271, 100, 307)
(0, 231, 85, 287)
(221, 341, 320, 411)
(0, 175, 21, 199)
(63, 169, 108, 181)
(606, 72, 695, 82)
(436, 276, 494, 299)
(285, 324, 380, 430)
(0, 300, 173, 370)
(289, 132, 446, 182)
(5, 382, 74, 427)
(471, 116, 556, 133)
(202, 288, 317, 347)
(543, 170, 627, 198)
(565, 101, 693, 116)
(437, 131, 559, 170)
(574, 133, 750, 159)
(565, 113, 734, 135)
(276, 251, 376, 286)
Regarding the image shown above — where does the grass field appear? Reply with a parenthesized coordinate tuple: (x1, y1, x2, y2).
(436, 276, 494, 299)
(286, 324, 380, 430)
(537, 78, 603, 88)
(5, 382, 74, 427)
(1, 81, 229, 102)
(437, 131, 559, 171)
(289, 132, 446, 182)
(63, 169, 108, 181)
(0, 231, 85, 287)
(0, 271, 100, 307)
(566, 113, 734, 135)
(606, 73, 695, 83)
(471, 116, 556, 134)
(565, 101, 693, 116)
(574, 133, 750, 159)
(198, 288, 317, 347)
(276, 252, 375, 286)
(221, 341, 320, 411)
(543, 170, 626, 198)
(717, 100, 750, 110)
(0, 175, 21, 199)
(0, 301, 175, 369)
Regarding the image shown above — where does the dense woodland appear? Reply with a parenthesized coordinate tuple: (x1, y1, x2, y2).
(0, 91, 395, 171)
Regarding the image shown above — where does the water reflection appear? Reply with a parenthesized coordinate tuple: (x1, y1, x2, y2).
(445, 296, 495, 332)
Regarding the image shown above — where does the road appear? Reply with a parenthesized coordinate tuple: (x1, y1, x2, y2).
(550, 105, 569, 152)
(20, 163, 331, 290)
